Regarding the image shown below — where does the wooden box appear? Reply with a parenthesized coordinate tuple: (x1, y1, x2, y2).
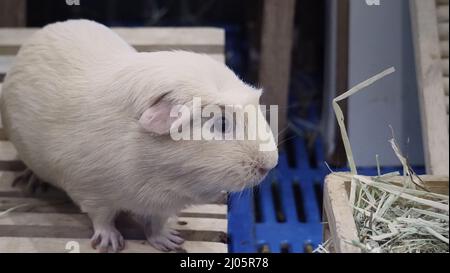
(322, 173, 449, 253)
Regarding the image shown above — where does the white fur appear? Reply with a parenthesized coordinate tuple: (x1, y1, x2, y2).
(0, 20, 278, 251)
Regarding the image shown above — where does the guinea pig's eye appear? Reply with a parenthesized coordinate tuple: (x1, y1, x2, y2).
(215, 115, 232, 134)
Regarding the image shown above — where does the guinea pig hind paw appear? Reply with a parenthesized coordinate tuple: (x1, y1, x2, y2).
(90, 228, 125, 253)
(147, 229, 185, 252)
(12, 169, 48, 194)
(12, 169, 32, 187)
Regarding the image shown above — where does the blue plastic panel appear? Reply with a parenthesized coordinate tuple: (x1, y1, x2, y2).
(228, 137, 425, 253)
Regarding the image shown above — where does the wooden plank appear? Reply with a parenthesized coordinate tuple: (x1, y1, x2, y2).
(438, 22, 449, 40)
(0, 56, 13, 81)
(328, 0, 350, 167)
(0, 171, 16, 192)
(0, 237, 226, 253)
(0, 191, 225, 228)
(181, 204, 226, 215)
(0, 225, 225, 245)
(0, 212, 226, 242)
(180, 204, 227, 219)
(0, 83, 4, 140)
(113, 28, 224, 54)
(0, 54, 224, 77)
(410, 0, 449, 175)
(437, 5, 449, 22)
(173, 217, 226, 233)
(258, 0, 296, 143)
(379, 174, 449, 195)
(0, 196, 79, 213)
(0, 141, 24, 171)
(323, 174, 361, 253)
(444, 77, 449, 96)
(0, 194, 225, 216)
(0, 27, 224, 55)
(0, 212, 90, 227)
(443, 58, 449, 76)
(442, 41, 449, 58)
(0, 0, 26, 27)
(209, 54, 225, 63)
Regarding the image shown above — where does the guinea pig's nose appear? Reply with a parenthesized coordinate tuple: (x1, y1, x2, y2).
(258, 167, 270, 176)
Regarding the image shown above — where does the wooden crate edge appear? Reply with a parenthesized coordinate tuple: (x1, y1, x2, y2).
(323, 174, 361, 253)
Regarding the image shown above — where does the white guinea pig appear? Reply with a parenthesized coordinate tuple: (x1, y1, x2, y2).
(0, 19, 278, 252)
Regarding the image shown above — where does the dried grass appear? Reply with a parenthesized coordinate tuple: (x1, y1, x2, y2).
(317, 67, 449, 253)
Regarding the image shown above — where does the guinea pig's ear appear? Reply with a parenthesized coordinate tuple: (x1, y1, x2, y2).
(138, 99, 173, 135)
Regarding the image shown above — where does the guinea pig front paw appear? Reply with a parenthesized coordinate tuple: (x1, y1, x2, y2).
(147, 228, 185, 252)
(90, 227, 125, 253)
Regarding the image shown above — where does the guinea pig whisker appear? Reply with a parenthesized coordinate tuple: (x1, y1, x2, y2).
(238, 183, 246, 200)
(274, 103, 301, 112)
(276, 134, 297, 148)
(277, 125, 290, 138)
(239, 184, 245, 198)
